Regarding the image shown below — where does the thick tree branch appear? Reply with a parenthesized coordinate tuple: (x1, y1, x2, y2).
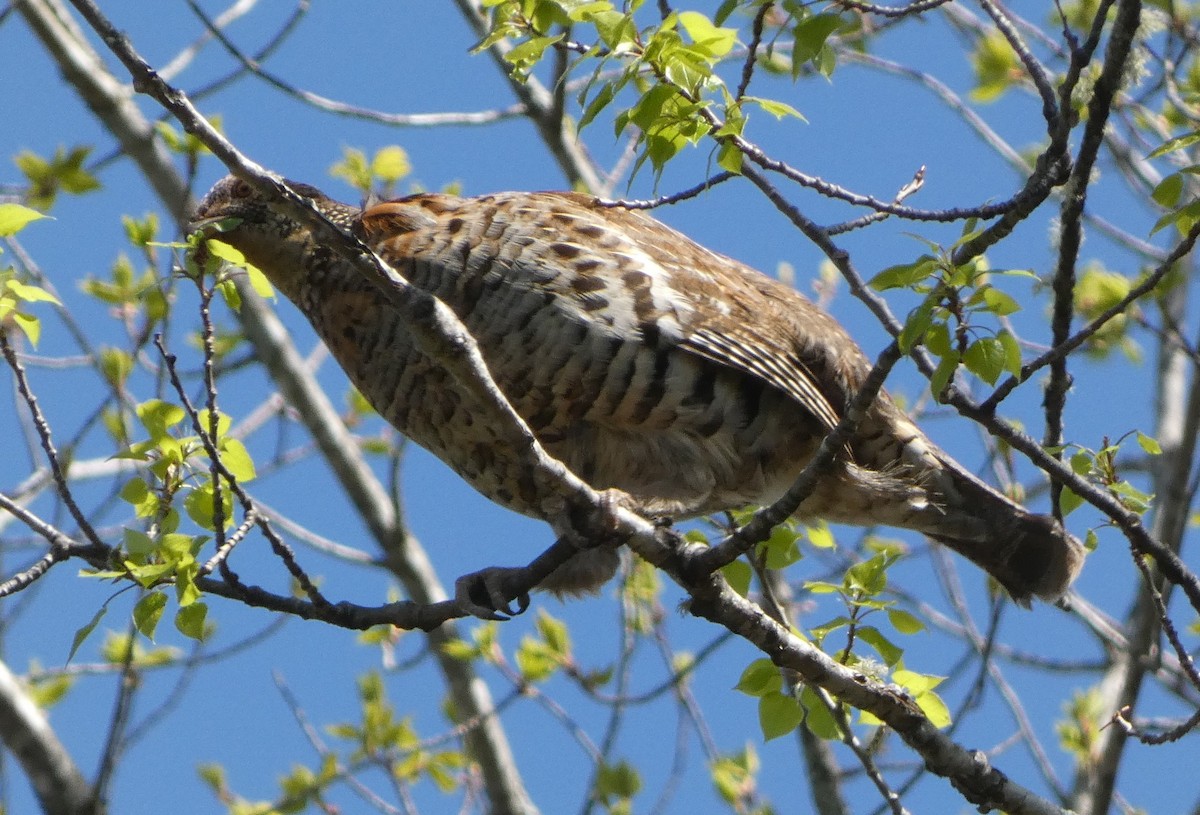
(0, 659, 98, 815)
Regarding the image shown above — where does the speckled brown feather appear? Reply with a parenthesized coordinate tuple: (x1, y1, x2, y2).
(192, 177, 1085, 604)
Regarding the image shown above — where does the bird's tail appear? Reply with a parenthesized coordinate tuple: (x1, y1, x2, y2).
(921, 454, 1086, 606)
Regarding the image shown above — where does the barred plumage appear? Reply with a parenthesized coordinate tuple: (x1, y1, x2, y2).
(193, 176, 1085, 606)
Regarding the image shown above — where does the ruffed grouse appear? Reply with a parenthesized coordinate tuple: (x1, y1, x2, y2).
(192, 176, 1085, 607)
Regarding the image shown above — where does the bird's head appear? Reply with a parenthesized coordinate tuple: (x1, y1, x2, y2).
(190, 176, 359, 297)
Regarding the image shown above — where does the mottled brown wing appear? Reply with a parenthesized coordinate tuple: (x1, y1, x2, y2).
(357, 191, 853, 435)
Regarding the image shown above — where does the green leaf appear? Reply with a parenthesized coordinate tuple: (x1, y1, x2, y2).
(1152, 199, 1200, 235)
(806, 522, 835, 549)
(844, 554, 889, 596)
(893, 668, 943, 695)
(734, 658, 782, 697)
(721, 559, 752, 596)
(515, 637, 560, 682)
(798, 685, 840, 739)
(963, 336, 1007, 385)
(123, 528, 157, 557)
(716, 140, 744, 174)
(979, 286, 1021, 315)
(371, 146, 411, 183)
(970, 31, 1020, 103)
(677, 11, 737, 59)
(792, 13, 843, 67)
(219, 438, 257, 482)
(1058, 486, 1084, 516)
(887, 608, 925, 635)
(579, 81, 617, 130)
(175, 602, 209, 640)
(1069, 450, 1093, 475)
(133, 591, 168, 639)
(10, 311, 42, 347)
(595, 760, 642, 801)
(758, 691, 804, 741)
(0, 203, 49, 236)
(1111, 480, 1153, 514)
(99, 347, 134, 388)
(997, 329, 1023, 377)
(760, 523, 801, 569)
(898, 294, 936, 353)
(1152, 172, 1184, 208)
(930, 349, 960, 400)
(743, 96, 805, 121)
(856, 626, 903, 666)
(1148, 130, 1200, 159)
(136, 399, 186, 441)
(536, 610, 571, 658)
(870, 256, 936, 290)
(68, 606, 107, 663)
(503, 35, 563, 76)
(1137, 431, 1162, 455)
(204, 238, 248, 266)
(5, 279, 59, 306)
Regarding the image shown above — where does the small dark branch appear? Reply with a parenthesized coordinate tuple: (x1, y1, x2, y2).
(737, 137, 1019, 223)
(696, 341, 902, 573)
(595, 171, 738, 210)
(735, 2, 772, 100)
(184, 0, 525, 127)
(827, 697, 909, 815)
(1043, 0, 1143, 514)
(186, 532, 597, 631)
(0, 550, 61, 597)
(0, 330, 105, 549)
(183, 0, 308, 101)
(1112, 704, 1200, 745)
(0, 492, 108, 597)
(833, 0, 954, 17)
(93, 620, 139, 808)
(827, 166, 925, 234)
(949, 149, 1072, 264)
(986, 225, 1200, 410)
(1055, 0, 1119, 125)
(550, 23, 569, 126)
(154, 335, 331, 607)
(197, 284, 229, 554)
(1128, 545, 1200, 691)
(979, 4, 1166, 415)
(976, 0, 1060, 128)
(739, 163, 909, 340)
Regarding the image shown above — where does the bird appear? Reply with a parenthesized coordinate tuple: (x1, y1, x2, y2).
(192, 175, 1085, 610)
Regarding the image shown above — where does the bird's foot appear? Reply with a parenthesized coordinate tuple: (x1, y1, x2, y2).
(454, 566, 533, 621)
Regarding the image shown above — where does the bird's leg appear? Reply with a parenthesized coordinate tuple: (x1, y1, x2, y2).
(454, 567, 533, 621)
(453, 489, 634, 620)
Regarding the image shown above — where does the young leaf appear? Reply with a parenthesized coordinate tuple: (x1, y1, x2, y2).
(735, 658, 782, 697)
(133, 591, 168, 640)
(963, 336, 1007, 385)
(758, 691, 804, 741)
(68, 606, 108, 663)
(175, 602, 209, 640)
(1136, 431, 1162, 455)
(0, 203, 49, 236)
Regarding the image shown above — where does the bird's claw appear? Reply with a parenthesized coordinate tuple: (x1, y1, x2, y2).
(454, 566, 532, 621)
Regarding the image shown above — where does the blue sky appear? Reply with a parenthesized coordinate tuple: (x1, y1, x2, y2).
(0, 2, 1190, 813)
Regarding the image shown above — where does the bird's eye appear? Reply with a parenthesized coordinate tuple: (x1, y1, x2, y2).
(231, 179, 253, 199)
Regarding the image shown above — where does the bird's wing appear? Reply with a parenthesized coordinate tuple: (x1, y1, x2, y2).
(356, 191, 861, 434)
